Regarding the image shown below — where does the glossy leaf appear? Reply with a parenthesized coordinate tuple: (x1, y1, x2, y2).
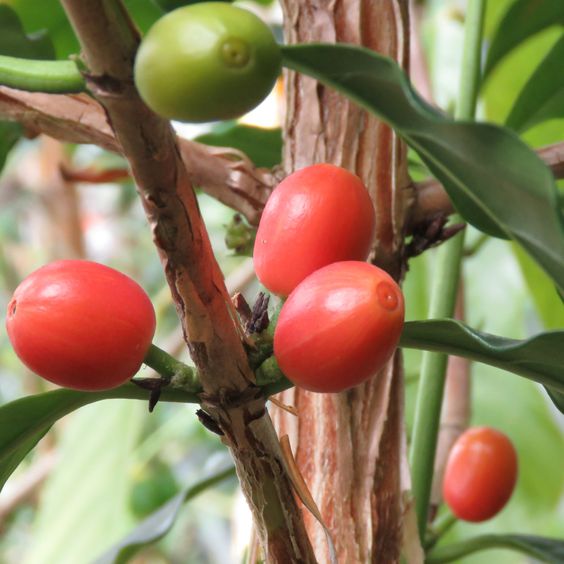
(0, 5, 54, 59)
(0, 383, 195, 492)
(196, 122, 282, 168)
(512, 244, 564, 411)
(400, 319, 564, 399)
(484, 0, 564, 78)
(513, 244, 564, 330)
(0, 428, 49, 495)
(94, 462, 236, 564)
(545, 388, 564, 413)
(427, 533, 564, 563)
(505, 33, 564, 132)
(281, 44, 564, 294)
(11, 0, 163, 58)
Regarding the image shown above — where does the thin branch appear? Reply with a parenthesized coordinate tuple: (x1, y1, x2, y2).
(0, 86, 274, 225)
(58, 1, 314, 561)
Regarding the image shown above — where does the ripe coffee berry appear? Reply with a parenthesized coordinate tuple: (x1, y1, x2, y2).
(273, 261, 404, 393)
(254, 164, 376, 296)
(443, 427, 518, 522)
(6, 260, 156, 391)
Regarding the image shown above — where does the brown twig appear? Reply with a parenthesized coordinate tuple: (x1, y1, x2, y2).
(58, 1, 314, 561)
(59, 163, 131, 183)
(0, 86, 275, 225)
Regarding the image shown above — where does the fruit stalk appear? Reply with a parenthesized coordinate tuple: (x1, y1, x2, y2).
(142, 344, 201, 392)
(59, 0, 315, 561)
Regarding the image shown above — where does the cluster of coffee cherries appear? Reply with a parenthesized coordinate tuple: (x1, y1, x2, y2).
(253, 163, 405, 393)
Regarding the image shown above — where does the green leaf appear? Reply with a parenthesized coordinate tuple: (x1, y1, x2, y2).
(484, 0, 564, 78)
(129, 461, 180, 518)
(94, 462, 236, 564)
(24, 400, 146, 564)
(545, 388, 564, 413)
(512, 244, 564, 411)
(505, 33, 564, 132)
(0, 383, 195, 493)
(400, 319, 564, 399)
(513, 244, 564, 330)
(483, 23, 564, 148)
(427, 533, 564, 563)
(196, 122, 282, 168)
(0, 5, 54, 59)
(9, 0, 76, 59)
(126, 0, 169, 37)
(10, 0, 162, 59)
(0, 428, 49, 494)
(281, 44, 564, 294)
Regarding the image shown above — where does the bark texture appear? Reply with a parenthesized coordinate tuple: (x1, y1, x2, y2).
(274, 1, 411, 562)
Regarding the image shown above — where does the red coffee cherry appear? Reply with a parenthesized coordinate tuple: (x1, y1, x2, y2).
(273, 261, 404, 393)
(443, 427, 518, 522)
(254, 164, 376, 296)
(6, 260, 156, 391)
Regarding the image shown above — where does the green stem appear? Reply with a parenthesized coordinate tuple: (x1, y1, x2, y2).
(142, 343, 202, 393)
(454, 2, 486, 122)
(262, 375, 294, 398)
(409, 0, 486, 540)
(433, 511, 458, 537)
(0, 55, 85, 93)
(182, 465, 237, 502)
(425, 511, 458, 549)
(463, 233, 489, 257)
(409, 231, 465, 537)
(144, 342, 294, 399)
(426, 534, 544, 563)
(256, 356, 294, 397)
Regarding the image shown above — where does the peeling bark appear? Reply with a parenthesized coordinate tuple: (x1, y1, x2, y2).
(274, 1, 412, 562)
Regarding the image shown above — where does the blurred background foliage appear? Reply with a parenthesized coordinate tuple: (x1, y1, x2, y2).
(0, 0, 562, 563)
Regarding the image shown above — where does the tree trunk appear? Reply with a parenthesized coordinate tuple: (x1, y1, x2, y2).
(274, 1, 412, 561)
